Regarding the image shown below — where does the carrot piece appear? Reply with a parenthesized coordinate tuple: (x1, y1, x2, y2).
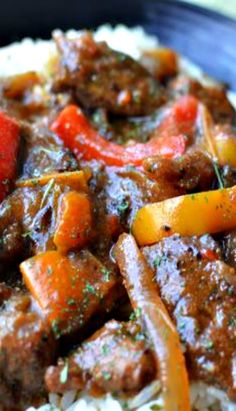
(54, 191, 92, 252)
(3, 72, 40, 99)
(16, 170, 90, 192)
(132, 185, 236, 246)
(115, 234, 190, 411)
(20, 250, 116, 338)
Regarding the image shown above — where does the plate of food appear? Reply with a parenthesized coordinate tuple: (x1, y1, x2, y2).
(0, 1, 236, 411)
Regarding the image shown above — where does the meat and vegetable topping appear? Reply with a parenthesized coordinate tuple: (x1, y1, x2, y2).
(0, 30, 236, 410)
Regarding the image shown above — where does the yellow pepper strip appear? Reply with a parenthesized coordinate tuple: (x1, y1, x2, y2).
(115, 234, 190, 411)
(54, 191, 92, 253)
(16, 170, 91, 192)
(215, 134, 236, 168)
(200, 104, 236, 168)
(132, 185, 236, 246)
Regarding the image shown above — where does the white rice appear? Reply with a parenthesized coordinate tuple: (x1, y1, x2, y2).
(0, 24, 235, 411)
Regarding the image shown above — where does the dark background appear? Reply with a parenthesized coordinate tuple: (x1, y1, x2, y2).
(1, 0, 236, 89)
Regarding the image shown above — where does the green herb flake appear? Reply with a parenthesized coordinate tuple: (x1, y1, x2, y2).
(129, 307, 142, 321)
(229, 316, 236, 328)
(153, 256, 162, 268)
(101, 267, 111, 282)
(22, 230, 33, 239)
(102, 371, 111, 381)
(151, 405, 162, 411)
(204, 339, 214, 350)
(84, 282, 96, 295)
(60, 362, 69, 384)
(67, 298, 76, 306)
(213, 161, 224, 189)
(101, 344, 110, 356)
(117, 200, 129, 215)
(40, 178, 55, 208)
(51, 319, 61, 339)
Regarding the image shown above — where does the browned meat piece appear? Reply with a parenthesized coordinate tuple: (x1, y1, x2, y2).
(53, 32, 164, 116)
(0, 294, 56, 410)
(45, 320, 155, 396)
(21, 124, 78, 179)
(142, 235, 236, 400)
(223, 230, 236, 269)
(0, 174, 90, 264)
(144, 149, 215, 194)
(91, 165, 181, 238)
(0, 283, 12, 305)
(169, 75, 236, 124)
(221, 165, 236, 188)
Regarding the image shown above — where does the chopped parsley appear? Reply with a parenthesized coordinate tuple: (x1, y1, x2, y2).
(51, 319, 61, 339)
(213, 161, 224, 189)
(40, 178, 55, 208)
(22, 230, 33, 239)
(101, 344, 110, 356)
(203, 339, 214, 350)
(67, 298, 76, 306)
(153, 256, 162, 268)
(84, 282, 96, 295)
(102, 370, 111, 381)
(129, 307, 142, 321)
(101, 267, 111, 282)
(117, 199, 129, 216)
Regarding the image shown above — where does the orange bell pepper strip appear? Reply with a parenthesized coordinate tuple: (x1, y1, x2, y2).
(20, 250, 116, 338)
(54, 191, 92, 253)
(115, 234, 190, 411)
(132, 185, 236, 246)
(50, 96, 199, 166)
(214, 131, 236, 168)
(0, 111, 20, 202)
(200, 104, 236, 168)
(16, 170, 90, 192)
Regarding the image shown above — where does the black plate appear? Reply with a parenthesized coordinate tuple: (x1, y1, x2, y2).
(1, 0, 236, 90)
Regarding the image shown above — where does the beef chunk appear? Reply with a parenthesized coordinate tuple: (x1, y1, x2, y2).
(142, 235, 236, 400)
(169, 75, 236, 125)
(222, 230, 236, 269)
(92, 165, 180, 237)
(21, 124, 78, 179)
(144, 149, 215, 194)
(53, 32, 164, 116)
(45, 320, 155, 395)
(0, 283, 12, 305)
(0, 294, 56, 410)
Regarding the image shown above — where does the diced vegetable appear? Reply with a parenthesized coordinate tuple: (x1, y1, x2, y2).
(214, 132, 236, 168)
(0, 111, 20, 202)
(16, 170, 90, 192)
(132, 185, 236, 246)
(141, 47, 178, 80)
(200, 104, 236, 168)
(20, 250, 117, 338)
(115, 234, 190, 411)
(54, 191, 92, 252)
(51, 96, 199, 166)
(3, 72, 40, 99)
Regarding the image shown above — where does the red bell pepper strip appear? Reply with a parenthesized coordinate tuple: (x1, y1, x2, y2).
(0, 111, 20, 201)
(51, 96, 199, 167)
